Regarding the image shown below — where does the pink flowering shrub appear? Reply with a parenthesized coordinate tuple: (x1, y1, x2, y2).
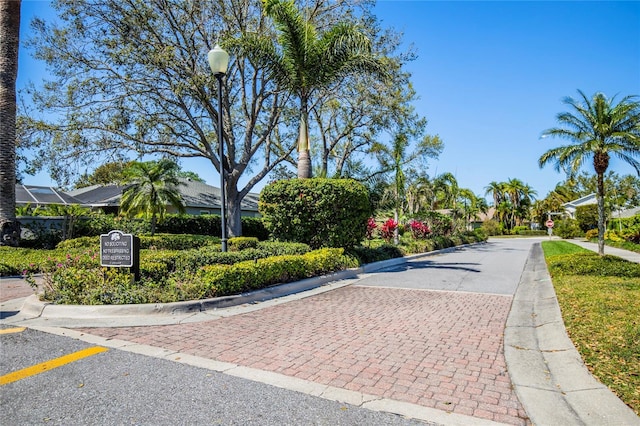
(380, 218, 398, 243)
(365, 217, 377, 240)
(409, 220, 431, 239)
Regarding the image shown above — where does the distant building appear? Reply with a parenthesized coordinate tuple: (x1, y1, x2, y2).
(16, 178, 260, 217)
(15, 184, 85, 208)
(562, 193, 597, 219)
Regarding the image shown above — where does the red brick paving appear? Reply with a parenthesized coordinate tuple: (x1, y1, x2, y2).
(79, 285, 529, 425)
(0, 277, 36, 302)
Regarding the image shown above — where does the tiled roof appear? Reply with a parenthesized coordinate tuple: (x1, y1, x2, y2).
(67, 184, 123, 206)
(65, 178, 259, 211)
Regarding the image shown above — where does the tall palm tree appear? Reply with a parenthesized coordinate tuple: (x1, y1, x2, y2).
(433, 172, 459, 210)
(234, 0, 387, 178)
(0, 0, 21, 246)
(540, 90, 640, 255)
(119, 160, 185, 235)
(484, 181, 505, 209)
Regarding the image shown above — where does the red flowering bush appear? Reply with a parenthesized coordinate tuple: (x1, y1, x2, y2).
(380, 218, 398, 243)
(409, 220, 431, 239)
(365, 217, 377, 240)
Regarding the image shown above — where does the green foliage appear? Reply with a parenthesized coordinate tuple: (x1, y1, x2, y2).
(56, 236, 100, 250)
(56, 234, 220, 251)
(155, 215, 269, 240)
(259, 178, 371, 249)
(472, 227, 488, 241)
(553, 218, 583, 239)
(256, 241, 310, 256)
(139, 234, 219, 250)
(0, 246, 52, 275)
(73, 215, 150, 237)
(547, 252, 640, 278)
(420, 211, 453, 236)
(0, 263, 20, 276)
(191, 248, 356, 298)
(480, 220, 504, 236)
(511, 225, 528, 235)
(401, 238, 436, 255)
(240, 217, 270, 240)
(228, 237, 259, 251)
(576, 204, 598, 232)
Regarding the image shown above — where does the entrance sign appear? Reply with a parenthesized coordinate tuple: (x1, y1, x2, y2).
(100, 230, 134, 267)
(546, 219, 554, 228)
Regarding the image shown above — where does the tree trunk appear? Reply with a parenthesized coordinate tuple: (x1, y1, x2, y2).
(226, 184, 242, 238)
(393, 209, 399, 245)
(150, 215, 156, 236)
(297, 100, 312, 179)
(596, 172, 606, 256)
(0, 0, 21, 247)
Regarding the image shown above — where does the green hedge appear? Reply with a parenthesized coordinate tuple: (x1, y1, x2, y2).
(56, 234, 220, 251)
(259, 178, 371, 249)
(185, 248, 357, 299)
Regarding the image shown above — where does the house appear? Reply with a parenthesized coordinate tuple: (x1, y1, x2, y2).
(612, 206, 640, 219)
(17, 179, 261, 217)
(562, 193, 597, 219)
(15, 184, 86, 209)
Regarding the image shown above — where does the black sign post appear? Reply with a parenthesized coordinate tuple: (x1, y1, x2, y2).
(100, 230, 140, 281)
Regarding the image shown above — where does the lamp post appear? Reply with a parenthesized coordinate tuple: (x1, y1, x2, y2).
(208, 44, 230, 252)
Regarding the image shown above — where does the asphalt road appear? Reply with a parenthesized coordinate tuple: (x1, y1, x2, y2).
(361, 239, 533, 295)
(1, 327, 430, 425)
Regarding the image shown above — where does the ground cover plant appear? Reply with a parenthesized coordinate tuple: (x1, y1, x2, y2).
(541, 241, 640, 415)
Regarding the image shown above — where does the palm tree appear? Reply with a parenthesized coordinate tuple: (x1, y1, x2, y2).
(540, 90, 640, 255)
(433, 172, 459, 210)
(484, 181, 505, 209)
(119, 160, 185, 235)
(0, 0, 21, 246)
(234, 0, 387, 178)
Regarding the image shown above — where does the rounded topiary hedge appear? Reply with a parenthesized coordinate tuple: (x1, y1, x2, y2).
(259, 178, 372, 249)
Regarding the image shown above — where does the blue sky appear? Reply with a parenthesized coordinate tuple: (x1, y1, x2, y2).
(17, 0, 640, 200)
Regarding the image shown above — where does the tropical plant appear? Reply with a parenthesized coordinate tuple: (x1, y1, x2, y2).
(540, 90, 640, 255)
(0, 0, 21, 246)
(119, 160, 185, 235)
(234, 0, 388, 179)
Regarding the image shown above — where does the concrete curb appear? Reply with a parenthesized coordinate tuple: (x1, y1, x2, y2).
(505, 242, 640, 425)
(17, 245, 461, 321)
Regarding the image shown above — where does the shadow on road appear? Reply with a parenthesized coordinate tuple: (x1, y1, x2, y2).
(379, 260, 481, 274)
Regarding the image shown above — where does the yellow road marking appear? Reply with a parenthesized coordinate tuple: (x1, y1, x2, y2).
(0, 346, 108, 386)
(0, 327, 26, 334)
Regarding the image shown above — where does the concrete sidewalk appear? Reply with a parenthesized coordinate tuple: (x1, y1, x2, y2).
(2, 240, 639, 425)
(566, 239, 640, 263)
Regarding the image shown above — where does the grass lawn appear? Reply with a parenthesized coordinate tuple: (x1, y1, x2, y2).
(542, 241, 640, 415)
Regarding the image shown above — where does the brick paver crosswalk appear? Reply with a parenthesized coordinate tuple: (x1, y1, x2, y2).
(80, 285, 529, 425)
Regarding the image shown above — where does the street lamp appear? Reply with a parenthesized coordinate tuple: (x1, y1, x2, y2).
(208, 44, 230, 252)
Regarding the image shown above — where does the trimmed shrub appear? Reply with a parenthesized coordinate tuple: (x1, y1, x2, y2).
(241, 217, 270, 240)
(347, 244, 404, 265)
(56, 236, 99, 250)
(139, 234, 219, 250)
(190, 248, 355, 298)
(511, 226, 528, 235)
(256, 241, 310, 256)
(259, 178, 371, 249)
(228, 237, 259, 251)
